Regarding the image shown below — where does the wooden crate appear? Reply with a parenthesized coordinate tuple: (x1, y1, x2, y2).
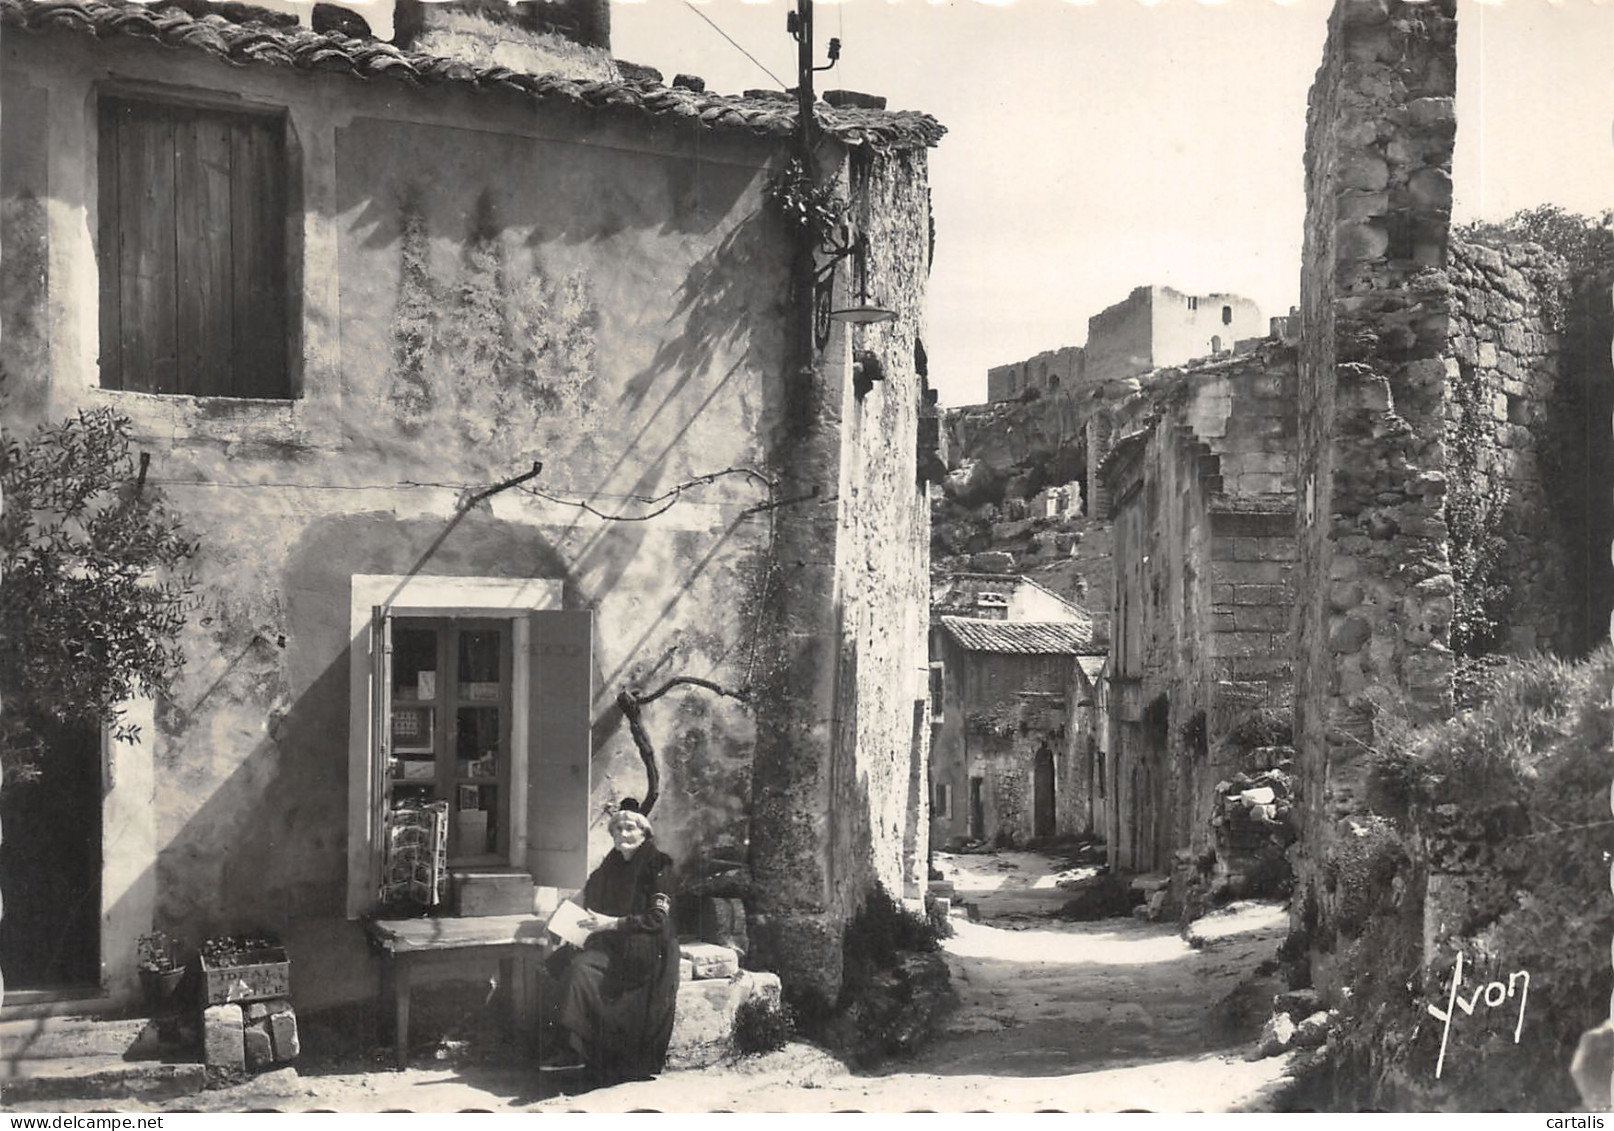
(199, 948, 291, 1006)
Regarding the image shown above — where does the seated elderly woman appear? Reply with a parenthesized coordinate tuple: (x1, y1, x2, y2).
(539, 800, 679, 1081)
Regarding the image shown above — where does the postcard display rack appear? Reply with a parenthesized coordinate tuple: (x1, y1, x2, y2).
(381, 800, 448, 907)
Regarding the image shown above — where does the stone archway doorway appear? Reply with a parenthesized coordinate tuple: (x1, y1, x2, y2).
(1033, 745, 1055, 840)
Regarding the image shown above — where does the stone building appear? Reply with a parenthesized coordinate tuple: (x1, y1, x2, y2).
(985, 286, 1266, 405)
(1097, 341, 1298, 877)
(928, 575, 1102, 847)
(0, 0, 943, 1013)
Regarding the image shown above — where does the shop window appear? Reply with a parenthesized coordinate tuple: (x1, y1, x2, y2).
(347, 576, 586, 917)
(384, 619, 511, 864)
(97, 95, 290, 398)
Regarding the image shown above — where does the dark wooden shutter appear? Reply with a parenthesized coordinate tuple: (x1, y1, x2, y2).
(103, 100, 178, 394)
(98, 98, 287, 398)
(229, 115, 287, 398)
(174, 108, 234, 396)
(526, 610, 593, 889)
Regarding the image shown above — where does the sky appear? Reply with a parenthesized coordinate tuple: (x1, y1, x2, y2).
(605, 0, 1614, 405)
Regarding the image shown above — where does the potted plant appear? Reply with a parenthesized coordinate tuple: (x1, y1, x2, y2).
(137, 931, 186, 1014)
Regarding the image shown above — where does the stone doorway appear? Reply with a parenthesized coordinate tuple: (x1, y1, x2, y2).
(1033, 745, 1055, 839)
(0, 715, 102, 991)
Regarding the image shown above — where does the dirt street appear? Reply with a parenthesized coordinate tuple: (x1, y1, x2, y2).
(36, 848, 1296, 1113)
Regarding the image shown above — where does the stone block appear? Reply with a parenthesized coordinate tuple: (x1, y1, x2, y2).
(680, 959, 695, 982)
(1328, 616, 1372, 655)
(268, 1009, 300, 1062)
(1338, 220, 1390, 261)
(664, 971, 783, 1071)
(1236, 472, 1289, 495)
(1273, 989, 1323, 1019)
(243, 998, 291, 1023)
(1294, 1010, 1334, 1049)
(1258, 1011, 1297, 1058)
(680, 942, 741, 980)
(244, 1021, 274, 1071)
(1212, 632, 1284, 660)
(1237, 583, 1290, 607)
(203, 1004, 245, 1073)
(1233, 607, 1290, 632)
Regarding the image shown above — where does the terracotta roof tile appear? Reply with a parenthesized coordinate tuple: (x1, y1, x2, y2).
(1, 0, 945, 152)
(939, 617, 1096, 656)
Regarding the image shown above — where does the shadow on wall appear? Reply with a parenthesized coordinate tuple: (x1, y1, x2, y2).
(1550, 274, 1614, 657)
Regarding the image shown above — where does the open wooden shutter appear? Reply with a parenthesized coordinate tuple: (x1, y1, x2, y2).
(526, 610, 593, 889)
(370, 606, 392, 903)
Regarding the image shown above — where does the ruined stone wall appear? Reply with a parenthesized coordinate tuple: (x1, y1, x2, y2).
(1086, 288, 1156, 382)
(985, 345, 1086, 404)
(1444, 236, 1573, 656)
(1103, 346, 1297, 877)
(1292, 0, 1459, 994)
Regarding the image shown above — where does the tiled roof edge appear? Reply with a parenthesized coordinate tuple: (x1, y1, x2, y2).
(2, 0, 946, 152)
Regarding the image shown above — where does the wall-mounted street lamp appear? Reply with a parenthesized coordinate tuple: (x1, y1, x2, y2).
(813, 223, 896, 350)
(792, 0, 897, 354)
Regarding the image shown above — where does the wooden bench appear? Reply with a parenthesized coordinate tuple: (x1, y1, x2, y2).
(366, 915, 550, 1069)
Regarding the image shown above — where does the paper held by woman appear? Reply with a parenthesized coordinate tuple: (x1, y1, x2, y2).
(545, 899, 594, 948)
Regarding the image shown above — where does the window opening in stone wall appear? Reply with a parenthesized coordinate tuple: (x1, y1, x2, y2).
(930, 661, 945, 715)
(1188, 296, 1199, 311)
(1212, 335, 1223, 355)
(97, 95, 290, 398)
(386, 618, 512, 865)
(1222, 305, 1233, 325)
(934, 781, 953, 820)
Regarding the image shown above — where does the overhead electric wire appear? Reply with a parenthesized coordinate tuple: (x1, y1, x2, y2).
(678, 0, 787, 90)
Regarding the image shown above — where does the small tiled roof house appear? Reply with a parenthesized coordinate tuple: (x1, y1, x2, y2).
(927, 574, 1104, 848)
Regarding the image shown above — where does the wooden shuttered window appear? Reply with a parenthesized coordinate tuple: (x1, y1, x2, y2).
(98, 96, 289, 399)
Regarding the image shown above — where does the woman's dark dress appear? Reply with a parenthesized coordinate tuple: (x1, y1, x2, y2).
(553, 843, 679, 1079)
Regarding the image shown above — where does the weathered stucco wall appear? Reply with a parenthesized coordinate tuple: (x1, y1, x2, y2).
(746, 147, 934, 1008)
(1, 28, 938, 1011)
(1292, 0, 1459, 993)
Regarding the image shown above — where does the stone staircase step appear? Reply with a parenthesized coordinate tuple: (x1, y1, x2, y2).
(0, 1015, 150, 1061)
(452, 870, 535, 917)
(0, 1055, 207, 1104)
